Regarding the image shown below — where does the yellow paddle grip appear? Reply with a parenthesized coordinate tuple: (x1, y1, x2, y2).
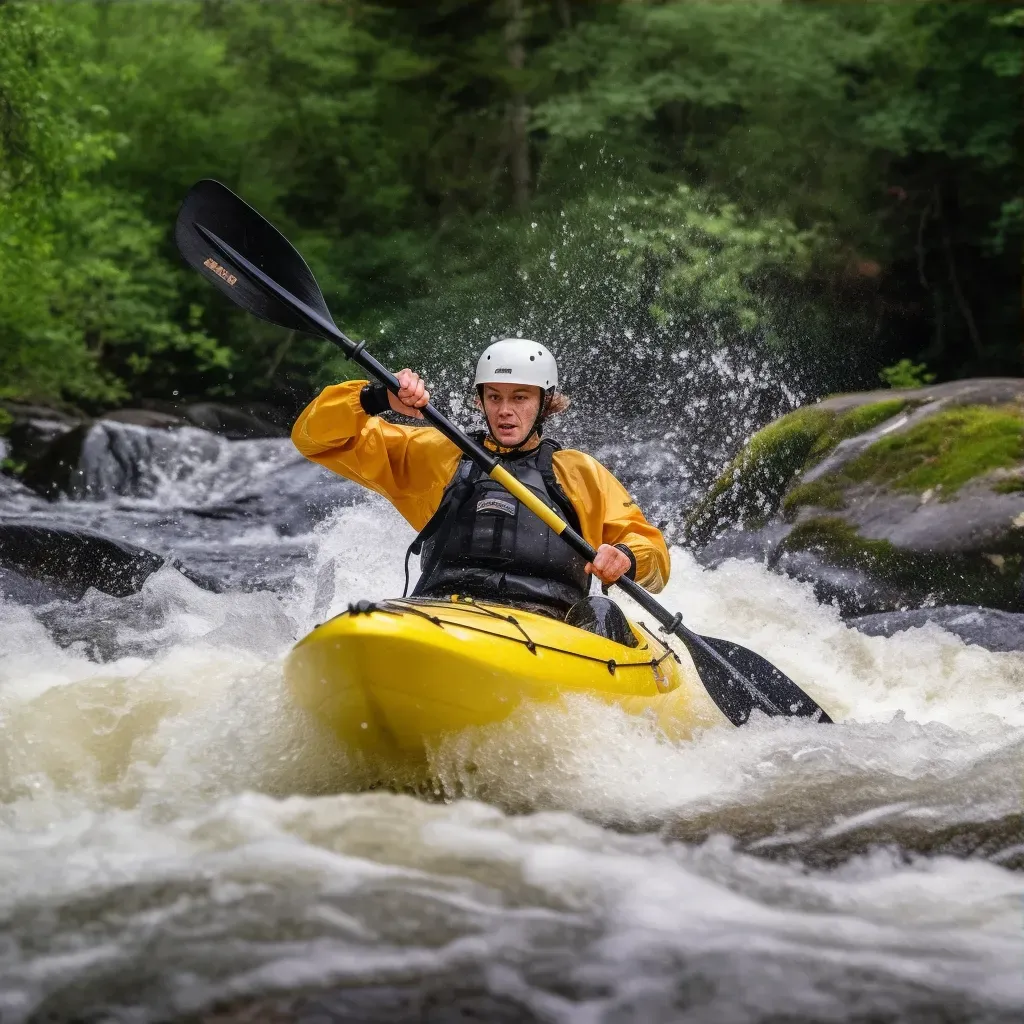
(489, 465, 568, 534)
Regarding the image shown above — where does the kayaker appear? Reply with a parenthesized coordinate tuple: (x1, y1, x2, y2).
(291, 339, 669, 646)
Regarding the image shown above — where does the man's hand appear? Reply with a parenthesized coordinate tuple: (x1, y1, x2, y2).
(585, 544, 632, 586)
(388, 368, 429, 418)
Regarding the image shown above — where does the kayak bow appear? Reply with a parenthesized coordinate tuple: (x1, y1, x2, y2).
(285, 597, 721, 769)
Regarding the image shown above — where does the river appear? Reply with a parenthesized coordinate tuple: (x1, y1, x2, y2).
(0, 415, 1021, 1023)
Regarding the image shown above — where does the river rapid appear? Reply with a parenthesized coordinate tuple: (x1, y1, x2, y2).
(0, 419, 1022, 1023)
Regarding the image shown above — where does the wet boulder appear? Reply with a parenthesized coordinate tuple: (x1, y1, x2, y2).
(0, 522, 220, 599)
(133, 399, 287, 438)
(0, 565, 79, 605)
(6, 407, 188, 503)
(687, 378, 1024, 618)
(102, 409, 185, 429)
(17, 419, 227, 501)
(17, 420, 167, 500)
(180, 402, 287, 439)
(4, 405, 185, 499)
(848, 605, 1024, 653)
(1, 402, 81, 469)
(17, 423, 92, 499)
(8, 401, 286, 500)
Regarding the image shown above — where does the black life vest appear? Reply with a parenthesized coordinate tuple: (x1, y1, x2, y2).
(408, 436, 591, 615)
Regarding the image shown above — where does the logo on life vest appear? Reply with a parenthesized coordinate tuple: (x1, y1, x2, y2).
(493, 367, 513, 374)
(203, 257, 238, 286)
(477, 497, 517, 516)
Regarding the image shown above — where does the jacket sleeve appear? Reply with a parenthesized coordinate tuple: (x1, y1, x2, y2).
(553, 450, 670, 592)
(291, 380, 460, 531)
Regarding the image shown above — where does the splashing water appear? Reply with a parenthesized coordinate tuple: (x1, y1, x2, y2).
(0, 435, 1022, 1021)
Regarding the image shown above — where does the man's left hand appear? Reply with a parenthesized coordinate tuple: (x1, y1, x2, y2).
(585, 544, 631, 586)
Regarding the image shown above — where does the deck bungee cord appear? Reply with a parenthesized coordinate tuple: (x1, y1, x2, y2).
(335, 597, 681, 676)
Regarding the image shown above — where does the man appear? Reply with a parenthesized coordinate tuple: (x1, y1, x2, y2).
(291, 338, 669, 645)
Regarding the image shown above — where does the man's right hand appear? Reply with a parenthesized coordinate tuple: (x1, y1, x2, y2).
(389, 369, 429, 419)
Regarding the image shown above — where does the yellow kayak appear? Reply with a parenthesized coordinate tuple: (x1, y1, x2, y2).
(285, 596, 721, 775)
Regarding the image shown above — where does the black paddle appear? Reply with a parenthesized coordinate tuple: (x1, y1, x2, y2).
(175, 179, 832, 727)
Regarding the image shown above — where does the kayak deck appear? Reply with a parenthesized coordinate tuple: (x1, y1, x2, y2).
(285, 596, 713, 768)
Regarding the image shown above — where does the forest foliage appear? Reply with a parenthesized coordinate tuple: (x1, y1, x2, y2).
(0, 0, 1020, 413)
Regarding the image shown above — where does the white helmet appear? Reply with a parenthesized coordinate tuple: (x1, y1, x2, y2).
(474, 338, 558, 390)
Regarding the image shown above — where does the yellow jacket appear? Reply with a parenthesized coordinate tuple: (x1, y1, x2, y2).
(291, 380, 669, 591)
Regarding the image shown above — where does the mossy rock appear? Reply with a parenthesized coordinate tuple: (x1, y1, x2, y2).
(685, 398, 907, 545)
(688, 378, 1024, 616)
(848, 405, 1022, 492)
(994, 478, 1024, 494)
(808, 399, 909, 460)
(784, 404, 1024, 518)
(782, 477, 844, 517)
(777, 516, 1023, 614)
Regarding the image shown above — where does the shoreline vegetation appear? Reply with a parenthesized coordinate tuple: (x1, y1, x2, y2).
(1, 2, 1020, 418)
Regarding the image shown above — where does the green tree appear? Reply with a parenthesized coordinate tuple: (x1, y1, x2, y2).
(856, 1, 1022, 377)
(0, 3, 227, 407)
(0, 3, 116, 403)
(2, 1, 1019, 413)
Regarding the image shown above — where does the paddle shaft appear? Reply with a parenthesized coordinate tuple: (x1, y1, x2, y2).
(198, 223, 790, 716)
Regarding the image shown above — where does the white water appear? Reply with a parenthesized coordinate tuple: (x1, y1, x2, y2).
(1, 498, 1022, 1022)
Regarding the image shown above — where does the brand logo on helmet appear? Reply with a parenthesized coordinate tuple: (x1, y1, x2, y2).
(204, 257, 237, 286)
(494, 367, 513, 374)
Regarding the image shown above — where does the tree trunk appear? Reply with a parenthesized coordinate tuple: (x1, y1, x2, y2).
(505, 0, 530, 211)
(935, 184, 983, 358)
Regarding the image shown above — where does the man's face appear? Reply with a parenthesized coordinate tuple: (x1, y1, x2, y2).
(480, 383, 543, 447)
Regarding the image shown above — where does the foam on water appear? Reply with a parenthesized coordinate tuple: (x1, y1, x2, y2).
(0, 794, 1020, 1022)
(0, 501, 1022, 1021)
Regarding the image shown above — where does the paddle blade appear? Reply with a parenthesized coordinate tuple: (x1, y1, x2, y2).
(682, 633, 832, 726)
(175, 179, 334, 333)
